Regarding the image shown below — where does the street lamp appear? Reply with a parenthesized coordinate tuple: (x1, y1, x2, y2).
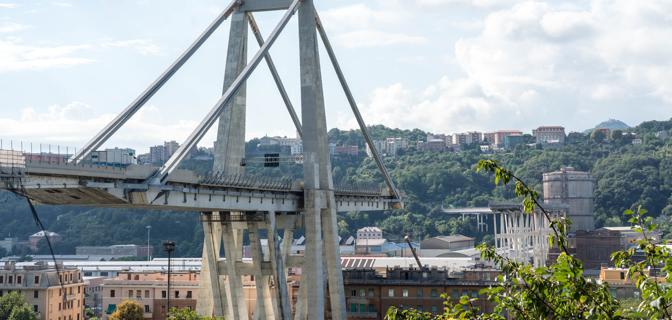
(146, 226, 152, 262)
(163, 241, 176, 316)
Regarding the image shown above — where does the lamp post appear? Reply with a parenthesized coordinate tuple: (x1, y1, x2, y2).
(146, 226, 151, 262)
(163, 241, 175, 317)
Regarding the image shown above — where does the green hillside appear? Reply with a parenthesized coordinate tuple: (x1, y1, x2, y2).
(1, 118, 671, 258)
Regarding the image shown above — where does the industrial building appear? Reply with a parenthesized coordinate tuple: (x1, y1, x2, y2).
(542, 167, 595, 232)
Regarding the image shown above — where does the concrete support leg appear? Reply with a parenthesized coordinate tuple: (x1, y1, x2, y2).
(222, 216, 248, 319)
(322, 195, 346, 320)
(197, 212, 229, 318)
(297, 0, 345, 318)
(249, 221, 270, 320)
(268, 212, 292, 319)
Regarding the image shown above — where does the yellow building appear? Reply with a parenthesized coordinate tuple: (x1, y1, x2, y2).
(101, 271, 200, 320)
(0, 261, 85, 320)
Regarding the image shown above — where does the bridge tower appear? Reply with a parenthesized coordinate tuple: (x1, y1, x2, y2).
(53, 0, 402, 319)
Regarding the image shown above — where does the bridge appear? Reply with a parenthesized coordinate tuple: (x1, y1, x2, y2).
(442, 202, 568, 267)
(0, 0, 402, 319)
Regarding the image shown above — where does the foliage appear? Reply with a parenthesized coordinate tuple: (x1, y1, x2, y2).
(0, 119, 670, 257)
(385, 160, 672, 319)
(167, 307, 223, 320)
(109, 300, 144, 320)
(0, 292, 37, 320)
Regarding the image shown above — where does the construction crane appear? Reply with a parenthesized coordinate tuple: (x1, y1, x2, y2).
(404, 235, 425, 270)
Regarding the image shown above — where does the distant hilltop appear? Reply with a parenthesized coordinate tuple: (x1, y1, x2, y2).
(584, 119, 630, 134)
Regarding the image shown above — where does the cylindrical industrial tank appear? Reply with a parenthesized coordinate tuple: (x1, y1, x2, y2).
(543, 167, 595, 232)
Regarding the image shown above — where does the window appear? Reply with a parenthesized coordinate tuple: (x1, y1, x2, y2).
(100, 272, 108, 277)
(0, 290, 4, 297)
(33, 305, 38, 312)
(417, 289, 424, 297)
(351, 289, 357, 296)
(134, 275, 140, 280)
(431, 306, 438, 313)
(34, 290, 39, 298)
(368, 304, 375, 312)
(8, 276, 12, 284)
(359, 289, 365, 297)
(368, 288, 374, 297)
(34, 276, 40, 284)
(430, 289, 439, 298)
(471, 290, 478, 298)
(17, 276, 21, 284)
(350, 303, 357, 313)
(0, 276, 3, 283)
(128, 290, 133, 298)
(359, 304, 366, 313)
(145, 290, 150, 298)
(78, 286, 81, 294)
(388, 288, 395, 297)
(186, 291, 192, 299)
(402, 289, 409, 297)
(620, 272, 625, 280)
(58, 303, 61, 311)
(162, 291, 167, 298)
(136, 290, 141, 298)
(127, 274, 131, 280)
(110, 290, 116, 298)
(175, 291, 180, 298)
(145, 305, 150, 313)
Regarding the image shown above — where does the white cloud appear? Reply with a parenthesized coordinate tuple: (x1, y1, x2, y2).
(51, 1, 73, 7)
(0, 102, 213, 152)
(321, 3, 427, 48)
(100, 39, 160, 56)
(0, 39, 94, 72)
(0, 3, 16, 9)
(335, 30, 427, 48)
(0, 22, 29, 33)
(344, 0, 672, 133)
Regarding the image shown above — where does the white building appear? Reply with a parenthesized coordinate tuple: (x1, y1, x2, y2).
(357, 227, 383, 240)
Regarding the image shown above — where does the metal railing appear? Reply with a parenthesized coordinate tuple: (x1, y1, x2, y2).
(200, 172, 294, 191)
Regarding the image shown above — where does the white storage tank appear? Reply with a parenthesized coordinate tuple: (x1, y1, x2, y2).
(543, 167, 595, 232)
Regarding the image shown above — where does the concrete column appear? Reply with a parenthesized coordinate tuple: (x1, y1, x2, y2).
(322, 194, 346, 320)
(197, 212, 229, 318)
(222, 216, 249, 319)
(268, 212, 291, 319)
(213, 10, 248, 174)
(249, 221, 270, 320)
(298, 1, 345, 318)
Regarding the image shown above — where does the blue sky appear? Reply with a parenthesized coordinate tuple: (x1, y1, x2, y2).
(0, 0, 671, 153)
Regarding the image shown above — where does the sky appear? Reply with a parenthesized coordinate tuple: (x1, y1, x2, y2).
(0, 0, 671, 153)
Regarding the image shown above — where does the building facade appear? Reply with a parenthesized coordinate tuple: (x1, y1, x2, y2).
(533, 126, 566, 144)
(343, 267, 498, 319)
(101, 271, 199, 320)
(0, 261, 85, 320)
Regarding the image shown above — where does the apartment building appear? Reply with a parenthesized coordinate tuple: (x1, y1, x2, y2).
(101, 271, 199, 320)
(343, 266, 498, 319)
(0, 261, 85, 320)
(533, 126, 566, 144)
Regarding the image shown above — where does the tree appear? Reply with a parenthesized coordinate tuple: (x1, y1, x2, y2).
(8, 304, 37, 320)
(612, 129, 624, 141)
(387, 160, 672, 319)
(109, 300, 144, 320)
(0, 292, 37, 320)
(592, 129, 607, 143)
(168, 307, 221, 320)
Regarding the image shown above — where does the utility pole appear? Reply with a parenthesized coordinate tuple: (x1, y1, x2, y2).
(163, 241, 175, 316)
(146, 225, 151, 262)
